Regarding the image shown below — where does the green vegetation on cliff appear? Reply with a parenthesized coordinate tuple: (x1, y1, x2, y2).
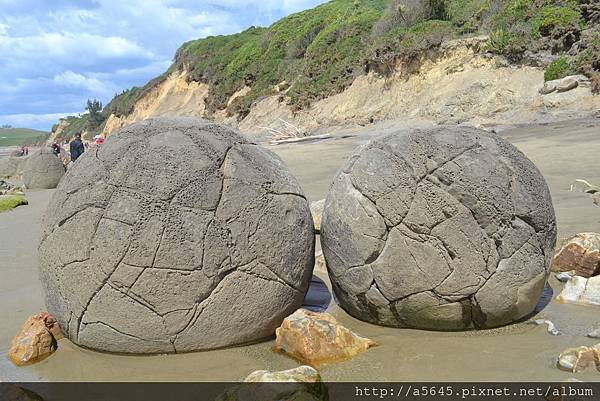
(57, 0, 599, 135)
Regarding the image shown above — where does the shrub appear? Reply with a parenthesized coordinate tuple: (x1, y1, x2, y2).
(485, 28, 511, 53)
(544, 56, 574, 81)
(533, 6, 583, 37)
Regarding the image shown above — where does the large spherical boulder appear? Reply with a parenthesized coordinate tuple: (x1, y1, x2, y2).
(22, 149, 65, 189)
(0, 156, 24, 178)
(38, 117, 314, 353)
(321, 126, 556, 330)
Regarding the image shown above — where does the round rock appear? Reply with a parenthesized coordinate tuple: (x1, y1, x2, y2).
(321, 126, 556, 330)
(22, 148, 65, 189)
(38, 117, 314, 353)
(0, 156, 24, 179)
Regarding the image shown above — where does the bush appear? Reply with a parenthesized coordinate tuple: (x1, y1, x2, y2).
(485, 28, 511, 53)
(533, 6, 583, 37)
(544, 56, 574, 81)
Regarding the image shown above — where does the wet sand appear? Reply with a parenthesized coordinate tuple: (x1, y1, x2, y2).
(1, 118, 600, 382)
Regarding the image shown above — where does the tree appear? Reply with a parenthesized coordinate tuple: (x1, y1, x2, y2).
(85, 98, 104, 128)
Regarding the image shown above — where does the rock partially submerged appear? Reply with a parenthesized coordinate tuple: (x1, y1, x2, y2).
(556, 275, 600, 306)
(273, 308, 377, 365)
(557, 345, 598, 373)
(552, 233, 600, 277)
(217, 366, 327, 401)
(8, 312, 62, 366)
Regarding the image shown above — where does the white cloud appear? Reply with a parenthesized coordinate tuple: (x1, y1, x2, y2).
(0, 112, 81, 131)
(0, 0, 328, 129)
(53, 71, 119, 96)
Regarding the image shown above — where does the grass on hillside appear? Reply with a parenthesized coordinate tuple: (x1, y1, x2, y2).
(0, 128, 49, 147)
(57, 0, 599, 134)
(0, 195, 28, 213)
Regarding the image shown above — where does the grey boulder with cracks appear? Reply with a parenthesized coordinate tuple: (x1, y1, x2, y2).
(22, 148, 65, 189)
(321, 126, 556, 330)
(38, 117, 314, 353)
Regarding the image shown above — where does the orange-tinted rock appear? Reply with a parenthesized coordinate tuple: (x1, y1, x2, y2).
(552, 233, 600, 277)
(273, 308, 377, 365)
(557, 345, 597, 373)
(8, 312, 62, 366)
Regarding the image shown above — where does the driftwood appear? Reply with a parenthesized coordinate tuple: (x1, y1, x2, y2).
(269, 134, 332, 145)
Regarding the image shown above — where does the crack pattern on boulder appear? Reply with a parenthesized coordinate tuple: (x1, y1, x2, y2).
(321, 126, 556, 330)
(38, 117, 314, 353)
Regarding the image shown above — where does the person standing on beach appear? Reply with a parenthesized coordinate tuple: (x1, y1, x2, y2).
(70, 133, 85, 163)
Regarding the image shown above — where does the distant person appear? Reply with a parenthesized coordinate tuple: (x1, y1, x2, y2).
(70, 133, 85, 162)
(51, 143, 61, 156)
(93, 134, 105, 145)
(24, 146, 29, 156)
(20, 145, 25, 156)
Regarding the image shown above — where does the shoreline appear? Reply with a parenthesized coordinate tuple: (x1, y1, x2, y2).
(1, 117, 600, 382)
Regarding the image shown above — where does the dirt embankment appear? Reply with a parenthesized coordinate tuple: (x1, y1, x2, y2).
(101, 37, 600, 138)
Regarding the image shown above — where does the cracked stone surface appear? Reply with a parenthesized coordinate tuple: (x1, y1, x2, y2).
(22, 148, 65, 189)
(321, 126, 556, 330)
(38, 117, 315, 353)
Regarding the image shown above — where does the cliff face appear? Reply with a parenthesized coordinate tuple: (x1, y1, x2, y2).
(103, 71, 210, 135)
(53, 0, 599, 140)
(100, 37, 600, 138)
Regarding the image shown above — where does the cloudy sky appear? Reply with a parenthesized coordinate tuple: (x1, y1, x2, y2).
(0, 0, 327, 131)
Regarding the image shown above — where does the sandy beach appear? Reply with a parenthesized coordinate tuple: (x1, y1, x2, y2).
(1, 117, 600, 382)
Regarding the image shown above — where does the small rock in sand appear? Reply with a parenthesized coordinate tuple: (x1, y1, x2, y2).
(586, 328, 600, 339)
(244, 365, 321, 383)
(552, 233, 600, 277)
(529, 319, 561, 336)
(216, 366, 327, 401)
(569, 179, 599, 193)
(594, 193, 600, 207)
(8, 312, 62, 366)
(557, 345, 598, 373)
(556, 275, 600, 306)
(273, 308, 377, 365)
(555, 271, 574, 282)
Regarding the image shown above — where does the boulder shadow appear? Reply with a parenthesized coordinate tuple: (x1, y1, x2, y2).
(302, 275, 332, 312)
